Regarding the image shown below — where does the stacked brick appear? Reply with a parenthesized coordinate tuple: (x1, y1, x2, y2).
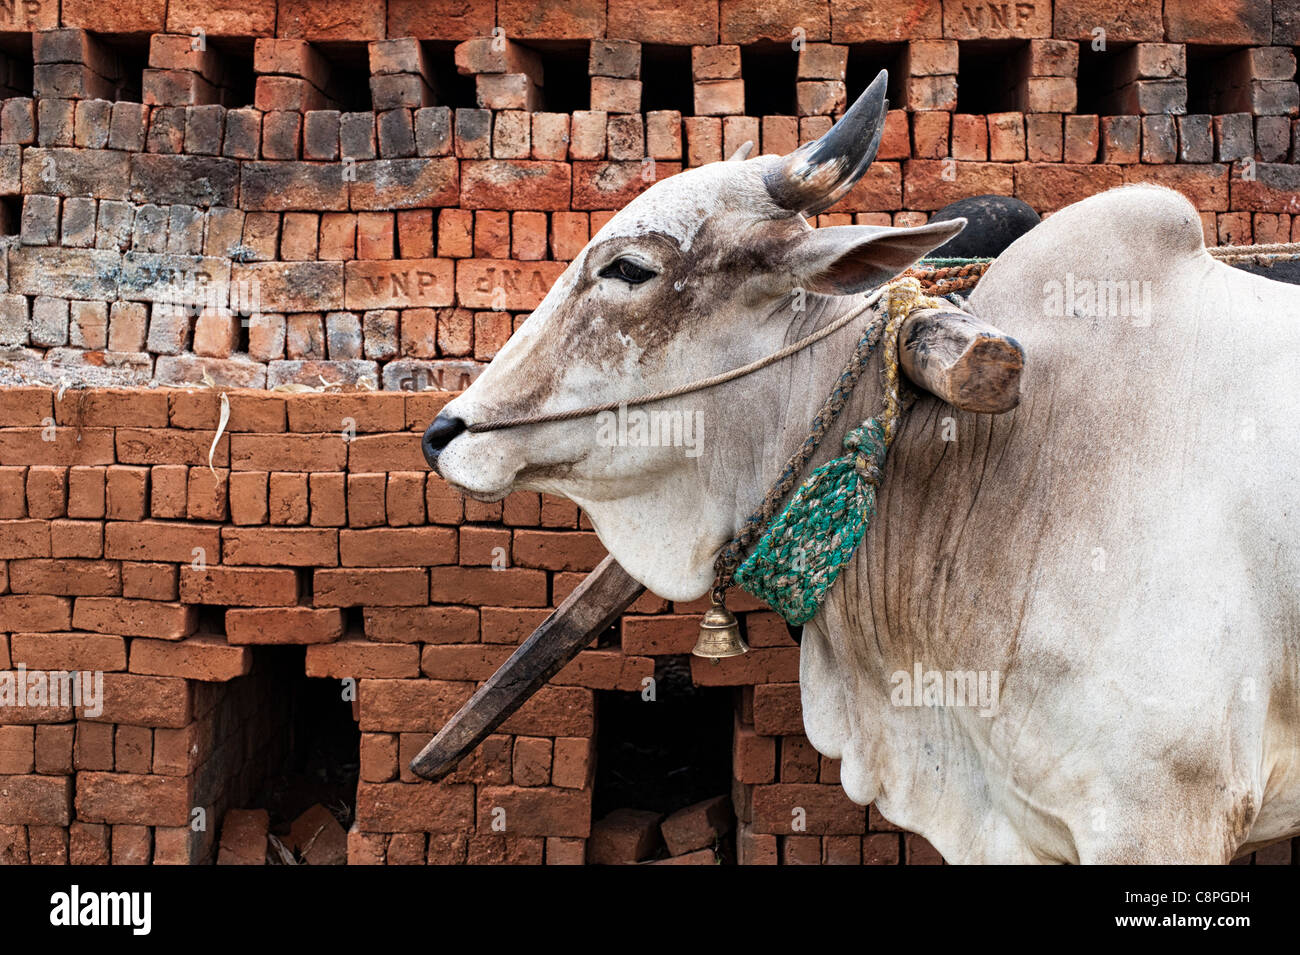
(0, 1, 1298, 865)
(1, 385, 1294, 865)
(0, 8, 1294, 388)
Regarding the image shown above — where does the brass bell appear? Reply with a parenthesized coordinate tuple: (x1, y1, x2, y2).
(692, 593, 749, 662)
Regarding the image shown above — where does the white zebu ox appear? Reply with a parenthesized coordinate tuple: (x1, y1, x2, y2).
(424, 77, 1300, 863)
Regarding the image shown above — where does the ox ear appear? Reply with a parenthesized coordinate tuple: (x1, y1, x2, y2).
(790, 219, 967, 295)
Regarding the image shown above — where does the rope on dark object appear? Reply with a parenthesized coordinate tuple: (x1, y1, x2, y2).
(905, 257, 992, 294)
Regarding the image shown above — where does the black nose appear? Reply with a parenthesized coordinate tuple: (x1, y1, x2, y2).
(422, 414, 467, 468)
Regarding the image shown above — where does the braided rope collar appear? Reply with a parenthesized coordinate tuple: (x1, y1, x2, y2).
(720, 278, 944, 625)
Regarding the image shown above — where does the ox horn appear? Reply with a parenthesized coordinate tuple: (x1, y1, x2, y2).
(764, 69, 889, 217)
(729, 140, 755, 161)
(410, 555, 645, 781)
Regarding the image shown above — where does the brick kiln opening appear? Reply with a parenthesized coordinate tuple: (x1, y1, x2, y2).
(211, 646, 359, 865)
(101, 36, 149, 103)
(640, 44, 693, 114)
(203, 38, 257, 110)
(421, 41, 478, 110)
(0, 34, 33, 99)
(845, 43, 905, 107)
(1075, 42, 1128, 115)
(956, 39, 1031, 114)
(0, 195, 20, 236)
(528, 41, 592, 113)
(741, 42, 799, 116)
(589, 656, 735, 864)
(313, 41, 373, 112)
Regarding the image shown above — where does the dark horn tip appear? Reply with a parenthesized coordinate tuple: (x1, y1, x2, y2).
(764, 70, 891, 216)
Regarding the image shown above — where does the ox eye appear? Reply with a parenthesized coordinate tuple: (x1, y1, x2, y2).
(600, 258, 656, 285)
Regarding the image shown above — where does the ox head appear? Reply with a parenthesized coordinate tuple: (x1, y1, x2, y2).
(425, 73, 965, 601)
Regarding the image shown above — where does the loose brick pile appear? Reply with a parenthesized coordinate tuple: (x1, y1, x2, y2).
(0, 0, 1298, 864)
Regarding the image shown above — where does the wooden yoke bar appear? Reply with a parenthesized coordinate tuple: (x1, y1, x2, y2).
(898, 308, 1025, 414)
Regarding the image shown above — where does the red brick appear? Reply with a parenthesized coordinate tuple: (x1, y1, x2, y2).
(130, 635, 251, 681)
(28, 826, 68, 864)
(383, 472, 425, 528)
(225, 606, 344, 644)
(752, 783, 865, 835)
(0, 388, 53, 426)
(230, 433, 347, 471)
(950, 114, 987, 161)
(347, 472, 387, 527)
(1126, 163, 1231, 211)
(76, 772, 192, 826)
(429, 566, 548, 607)
(10, 632, 125, 671)
(1163, 0, 1270, 44)
(661, 794, 733, 855)
(306, 639, 420, 678)
(309, 472, 347, 527)
(179, 565, 298, 606)
(460, 160, 571, 211)
(0, 595, 71, 631)
(902, 159, 1015, 210)
(348, 433, 429, 471)
(0, 774, 71, 825)
(85, 673, 191, 727)
(511, 530, 605, 572)
(1015, 163, 1125, 213)
(340, 527, 457, 567)
(363, 606, 478, 645)
(501, 685, 593, 737)
(436, 208, 473, 258)
(573, 159, 682, 210)
(608, 0, 718, 44)
(0, 428, 115, 467)
(74, 722, 114, 771)
(354, 781, 474, 832)
(588, 807, 662, 862)
(7, 558, 119, 596)
(753, 682, 803, 736)
(116, 428, 228, 467)
(113, 725, 151, 774)
(216, 808, 268, 865)
(734, 719, 776, 783)
(104, 520, 220, 564)
(72, 597, 197, 640)
(550, 736, 593, 790)
(34, 724, 74, 774)
(221, 526, 338, 566)
(314, 567, 428, 607)
(0, 725, 34, 774)
(476, 785, 591, 837)
(267, 471, 308, 525)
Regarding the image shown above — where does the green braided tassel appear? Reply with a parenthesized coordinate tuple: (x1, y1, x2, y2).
(734, 418, 887, 626)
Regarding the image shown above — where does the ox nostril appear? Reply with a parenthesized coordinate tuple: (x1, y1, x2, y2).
(422, 414, 467, 468)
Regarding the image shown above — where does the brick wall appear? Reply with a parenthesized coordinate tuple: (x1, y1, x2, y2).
(0, 3, 1297, 388)
(2, 385, 1295, 865)
(0, 1, 1298, 864)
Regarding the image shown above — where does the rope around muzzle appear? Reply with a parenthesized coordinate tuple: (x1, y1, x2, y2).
(464, 285, 889, 434)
